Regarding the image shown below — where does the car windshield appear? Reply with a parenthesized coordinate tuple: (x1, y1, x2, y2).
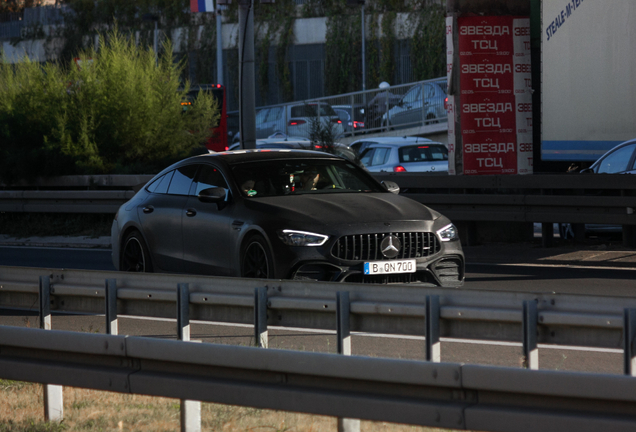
(398, 144, 448, 163)
(231, 159, 385, 198)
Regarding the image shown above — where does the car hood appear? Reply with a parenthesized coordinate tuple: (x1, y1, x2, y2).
(243, 192, 439, 228)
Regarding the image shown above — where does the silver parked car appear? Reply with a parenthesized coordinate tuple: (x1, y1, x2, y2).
(233, 102, 345, 143)
(352, 137, 449, 173)
(383, 82, 448, 129)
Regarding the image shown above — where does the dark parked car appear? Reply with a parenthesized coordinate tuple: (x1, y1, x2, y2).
(111, 150, 464, 286)
(332, 104, 366, 135)
(559, 139, 636, 239)
(582, 138, 636, 174)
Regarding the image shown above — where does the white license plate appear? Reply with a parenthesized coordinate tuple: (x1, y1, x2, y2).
(364, 259, 416, 275)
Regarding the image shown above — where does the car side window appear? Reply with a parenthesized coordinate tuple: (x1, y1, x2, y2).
(255, 109, 269, 124)
(266, 107, 282, 122)
(596, 144, 636, 173)
(167, 165, 198, 196)
(424, 84, 435, 99)
(359, 148, 375, 166)
(146, 171, 174, 194)
(193, 165, 229, 196)
(403, 86, 421, 104)
(371, 147, 391, 166)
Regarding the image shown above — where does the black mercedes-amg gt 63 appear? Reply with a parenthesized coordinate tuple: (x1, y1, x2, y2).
(111, 149, 464, 286)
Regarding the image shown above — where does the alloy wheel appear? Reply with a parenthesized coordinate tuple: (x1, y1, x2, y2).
(243, 241, 270, 278)
(122, 237, 146, 272)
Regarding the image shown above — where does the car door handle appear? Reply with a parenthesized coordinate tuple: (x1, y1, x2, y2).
(186, 208, 197, 217)
(232, 220, 245, 230)
(143, 206, 154, 214)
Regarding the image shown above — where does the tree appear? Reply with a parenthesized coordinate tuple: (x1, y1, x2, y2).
(0, 27, 219, 184)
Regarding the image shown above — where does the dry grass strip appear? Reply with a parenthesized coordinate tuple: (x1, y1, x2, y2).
(0, 380, 459, 432)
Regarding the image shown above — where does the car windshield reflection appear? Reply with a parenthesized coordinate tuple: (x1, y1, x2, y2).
(231, 159, 384, 198)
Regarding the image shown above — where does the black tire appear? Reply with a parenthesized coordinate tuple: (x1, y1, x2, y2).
(120, 231, 153, 272)
(241, 234, 274, 279)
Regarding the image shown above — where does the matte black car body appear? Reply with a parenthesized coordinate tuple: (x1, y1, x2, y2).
(111, 150, 464, 286)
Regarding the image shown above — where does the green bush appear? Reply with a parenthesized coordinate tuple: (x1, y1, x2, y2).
(0, 28, 218, 184)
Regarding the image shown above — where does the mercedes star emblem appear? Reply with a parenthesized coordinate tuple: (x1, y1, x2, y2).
(380, 235, 401, 259)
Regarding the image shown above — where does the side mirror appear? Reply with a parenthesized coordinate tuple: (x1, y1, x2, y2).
(381, 180, 400, 194)
(198, 187, 227, 203)
(580, 168, 594, 174)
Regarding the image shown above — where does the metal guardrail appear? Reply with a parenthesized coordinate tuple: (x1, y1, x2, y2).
(373, 173, 636, 226)
(3, 266, 636, 431)
(231, 77, 448, 142)
(2, 325, 636, 431)
(1, 174, 635, 231)
(1, 265, 635, 353)
(0, 190, 134, 213)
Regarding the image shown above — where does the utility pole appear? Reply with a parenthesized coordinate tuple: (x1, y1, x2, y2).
(361, 3, 366, 92)
(216, 3, 224, 85)
(347, 0, 366, 92)
(238, 0, 256, 149)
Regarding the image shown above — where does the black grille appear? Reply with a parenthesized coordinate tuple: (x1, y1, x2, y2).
(331, 232, 440, 261)
(342, 271, 436, 285)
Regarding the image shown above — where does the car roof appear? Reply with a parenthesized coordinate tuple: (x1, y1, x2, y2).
(188, 149, 344, 165)
(351, 136, 443, 146)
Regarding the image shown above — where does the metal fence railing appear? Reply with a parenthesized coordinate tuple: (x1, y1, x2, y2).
(0, 20, 22, 39)
(23, 5, 66, 26)
(0, 5, 68, 40)
(229, 77, 448, 143)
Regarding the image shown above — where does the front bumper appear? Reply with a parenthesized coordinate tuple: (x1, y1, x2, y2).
(289, 250, 465, 287)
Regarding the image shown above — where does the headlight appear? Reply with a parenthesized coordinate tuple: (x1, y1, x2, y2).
(277, 230, 329, 246)
(436, 223, 458, 242)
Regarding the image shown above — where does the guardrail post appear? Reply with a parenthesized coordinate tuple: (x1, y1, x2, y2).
(254, 287, 268, 348)
(522, 300, 539, 370)
(426, 295, 441, 362)
(177, 283, 201, 432)
(39, 276, 51, 331)
(337, 291, 351, 356)
(623, 225, 636, 248)
(105, 279, 118, 335)
(541, 222, 554, 248)
(177, 283, 190, 342)
(39, 275, 63, 422)
(623, 308, 636, 376)
(336, 291, 360, 432)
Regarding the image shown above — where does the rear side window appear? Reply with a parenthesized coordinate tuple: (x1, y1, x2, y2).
(399, 145, 448, 163)
(167, 165, 198, 196)
(146, 171, 174, 194)
(360, 147, 391, 167)
(291, 105, 312, 117)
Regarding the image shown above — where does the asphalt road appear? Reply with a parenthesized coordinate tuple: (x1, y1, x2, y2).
(0, 245, 633, 376)
(1, 245, 635, 296)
